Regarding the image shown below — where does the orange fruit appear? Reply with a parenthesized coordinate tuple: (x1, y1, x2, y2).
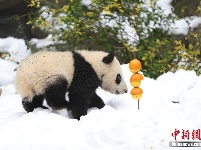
(131, 94, 142, 100)
(130, 73, 144, 87)
(130, 73, 144, 81)
(130, 87, 143, 94)
(130, 87, 143, 100)
(129, 59, 142, 73)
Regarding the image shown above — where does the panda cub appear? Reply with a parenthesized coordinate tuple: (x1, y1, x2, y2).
(15, 50, 128, 120)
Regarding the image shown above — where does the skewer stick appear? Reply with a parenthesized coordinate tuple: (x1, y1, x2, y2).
(138, 100, 140, 110)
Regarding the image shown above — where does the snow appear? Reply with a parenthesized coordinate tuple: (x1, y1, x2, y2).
(0, 37, 30, 86)
(30, 34, 54, 49)
(157, 0, 173, 15)
(153, 0, 201, 35)
(0, 1, 201, 149)
(0, 59, 17, 86)
(169, 17, 201, 35)
(98, 0, 201, 45)
(0, 37, 201, 150)
(33, 0, 201, 47)
(0, 37, 30, 63)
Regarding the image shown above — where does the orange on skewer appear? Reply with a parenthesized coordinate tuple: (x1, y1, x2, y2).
(129, 59, 142, 73)
(130, 73, 144, 87)
(130, 87, 143, 100)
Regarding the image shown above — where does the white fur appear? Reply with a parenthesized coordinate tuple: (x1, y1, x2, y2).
(77, 50, 127, 94)
(15, 50, 128, 101)
(15, 51, 74, 100)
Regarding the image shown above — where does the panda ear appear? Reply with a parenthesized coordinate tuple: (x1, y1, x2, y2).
(102, 52, 114, 64)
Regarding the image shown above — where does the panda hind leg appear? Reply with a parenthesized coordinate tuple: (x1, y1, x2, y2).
(45, 77, 70, 110)
(22, 95, 48, 113)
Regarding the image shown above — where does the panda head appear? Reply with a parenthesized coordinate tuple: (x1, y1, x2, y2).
(100, 52, 128, 94)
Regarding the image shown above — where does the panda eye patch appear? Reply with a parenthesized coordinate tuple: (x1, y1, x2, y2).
(115, 74, 121, 84)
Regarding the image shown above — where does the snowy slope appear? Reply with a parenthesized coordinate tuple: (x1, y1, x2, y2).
(0, 61, 201, 150)
(1, 0, 201, 146)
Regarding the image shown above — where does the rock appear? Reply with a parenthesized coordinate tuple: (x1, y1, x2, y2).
(0, 0, 48, 39)
(171, 0, 201, 17)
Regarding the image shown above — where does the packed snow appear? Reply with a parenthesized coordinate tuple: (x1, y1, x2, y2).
(0, 37, 201, 150)
(1, 0, 201, 149)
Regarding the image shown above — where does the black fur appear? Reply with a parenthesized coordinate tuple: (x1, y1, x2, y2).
(68, 52, 105, 120)
(115, 74, 121, 85)
(102, 52, 114, 64)
(22, 95, 48, 112)
(44, 76, 70, 110)
(89, 93, 105, 109)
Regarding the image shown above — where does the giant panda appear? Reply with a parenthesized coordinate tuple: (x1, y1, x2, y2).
(15, 50, 128, 120)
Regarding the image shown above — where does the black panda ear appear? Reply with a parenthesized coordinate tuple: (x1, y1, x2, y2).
(102, 52, 114, 64)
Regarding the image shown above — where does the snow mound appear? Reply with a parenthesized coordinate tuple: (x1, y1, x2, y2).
(0, 65, 201, 150)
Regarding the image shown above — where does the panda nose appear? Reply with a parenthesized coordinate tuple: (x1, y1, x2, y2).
(124, 89, 128, 93)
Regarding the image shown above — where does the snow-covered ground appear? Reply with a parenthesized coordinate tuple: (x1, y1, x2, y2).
(0, 0, 201, 149)
(0, 37, 201, 150)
